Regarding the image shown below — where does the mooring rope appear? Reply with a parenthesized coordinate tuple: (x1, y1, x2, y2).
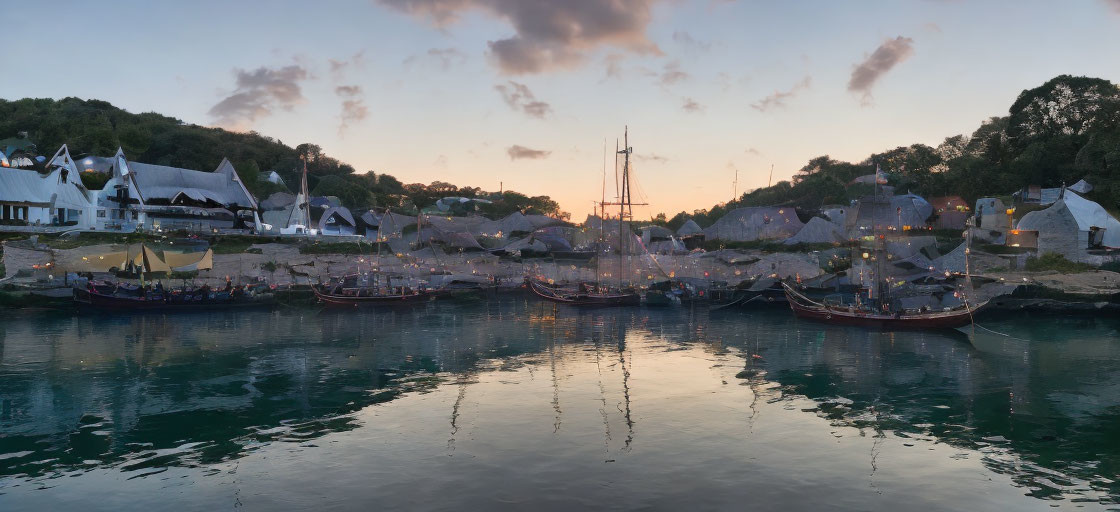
(970, 322, 1035, 342)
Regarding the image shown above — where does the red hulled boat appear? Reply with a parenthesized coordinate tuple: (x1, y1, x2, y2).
(781, 282, 985, 330)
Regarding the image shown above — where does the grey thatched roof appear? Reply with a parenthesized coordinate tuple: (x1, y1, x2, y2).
(127, 158, 255, 208)
(676, 219, 703, 236)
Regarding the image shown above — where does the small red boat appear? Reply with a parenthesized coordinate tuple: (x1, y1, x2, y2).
(781, 282, 986, 330)
(528, 278, 641, 307)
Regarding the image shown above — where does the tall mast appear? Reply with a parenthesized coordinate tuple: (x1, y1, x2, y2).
(601, 127, 646, 290)
(300, 158, 312, 230)
(598, 139, 607, 290)
(618, 127, 630, 289)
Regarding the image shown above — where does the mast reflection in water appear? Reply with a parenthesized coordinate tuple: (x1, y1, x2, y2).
(1, 300, 1118, 510)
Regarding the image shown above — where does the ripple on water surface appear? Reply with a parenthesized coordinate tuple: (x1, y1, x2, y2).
(0, 301, 1118, 510)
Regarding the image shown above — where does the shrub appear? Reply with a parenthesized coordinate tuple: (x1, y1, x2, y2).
(1024, 253, 1094, 273)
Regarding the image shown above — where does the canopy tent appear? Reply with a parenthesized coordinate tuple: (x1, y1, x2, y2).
(162, 248, 214, 271)
(974, 197, 1009, 230)
(532, 227, 573, 252)
(441, 231, 485, 251)
(676, 219, 703, 236)
(424, 214, 486, 234)
(640, 225, 673, 239)
(260, 192, 296, 211)
(500, 236, 549, 254)
(784, 216, 845, 245)
(476, 211, 536, 237)
(525, 214, 565, 229)
(846, 194, 932, 235)
(820, 206, 847, 227)
(316, 206, 357, 235)
(1069, 179, 1093, 194)
(118, 245, 173, 273)
(703, 207, 804, 241)
(1017, 190, 1120, 257)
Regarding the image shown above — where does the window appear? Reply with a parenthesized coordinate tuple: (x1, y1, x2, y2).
(97, 210, 106, 218)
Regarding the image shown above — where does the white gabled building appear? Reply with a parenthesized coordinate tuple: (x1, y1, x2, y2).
(0, 145, 96, 229)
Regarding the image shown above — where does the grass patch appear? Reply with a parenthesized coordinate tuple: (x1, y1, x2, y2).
(299, 241, 387, 255)
(41, 232, 148, 250)
(977, 243, 1030, 255)
(1099, 261, 1120, 273)
(207, 235, 261, 254)
(1024, 253, 1094, 273)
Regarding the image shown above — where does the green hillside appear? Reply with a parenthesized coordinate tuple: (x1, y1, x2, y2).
(0, 97, 563, 218)
(664, 75, 1120, 229)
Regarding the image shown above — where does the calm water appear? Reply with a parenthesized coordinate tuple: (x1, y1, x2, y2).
(1, 299, 1118, 511)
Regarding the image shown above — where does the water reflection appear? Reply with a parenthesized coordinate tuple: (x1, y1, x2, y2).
(0, 301, 1118, 507)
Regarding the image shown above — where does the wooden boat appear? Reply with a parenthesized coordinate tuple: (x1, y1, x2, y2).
(75, 281, 275, 311)
(781, 282, 986, 329)
(528, 278, 640, 307)
(530, 127, 646, 308)
(313, 282, 430, 307)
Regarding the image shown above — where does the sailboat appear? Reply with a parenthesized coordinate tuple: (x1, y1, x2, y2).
(313, 210, 432, 307)
(782, 164, 987, 329)
(528, 127, 642, 307)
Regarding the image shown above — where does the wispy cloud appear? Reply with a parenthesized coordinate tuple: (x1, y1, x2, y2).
(847, 36, 915, 104)
(672, 31, 711, 51)
(751, 76, 811, 112)
(745, 147, 761, 156)
(494, 81, 552, 119)
(1105, 0, 1120, 13)
(335, 85, 369, 135)
(636, 153, 669, 163)
(375, 0, 662, 74)
(507, 145, 551, 160)
(405, 47, 469, 69)
(209, 65, 309, 129)
(659, 60, 689, 86)
(682, 97, 704, 113)
(603, 53, 626, 80)
(329, 51, 367, 78)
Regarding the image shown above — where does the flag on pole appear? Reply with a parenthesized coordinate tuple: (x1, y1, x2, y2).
(875, 163, 888, 184)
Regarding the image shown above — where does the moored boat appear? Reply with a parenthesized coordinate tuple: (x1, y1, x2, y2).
(313, 273, 431, 307)
(527, 278, 640, 307)
(75, 280, 276, 311)
(782, 280, 985, 329)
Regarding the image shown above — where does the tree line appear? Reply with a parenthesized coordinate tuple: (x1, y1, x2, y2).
(0, 97, 564, 219)
(658, 75, 1120, 231)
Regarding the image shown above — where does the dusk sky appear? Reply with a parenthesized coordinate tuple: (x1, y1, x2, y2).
(5, 0, 1120, 219)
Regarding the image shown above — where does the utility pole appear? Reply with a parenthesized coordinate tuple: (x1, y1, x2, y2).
(767, 164, 774, 188)
(732, 168, 738, 201)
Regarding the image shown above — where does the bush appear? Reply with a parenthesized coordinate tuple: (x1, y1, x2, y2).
(1024, 253, 1094, 273)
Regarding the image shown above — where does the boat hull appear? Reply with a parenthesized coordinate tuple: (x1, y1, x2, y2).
(782, 283, 984, 330)
(313, 286, 431, 307)
(528, 279, 640, 307)
(74, 288, 276, 312)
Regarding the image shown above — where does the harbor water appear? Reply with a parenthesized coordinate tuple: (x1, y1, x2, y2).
(1, 299, 1118, 510)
